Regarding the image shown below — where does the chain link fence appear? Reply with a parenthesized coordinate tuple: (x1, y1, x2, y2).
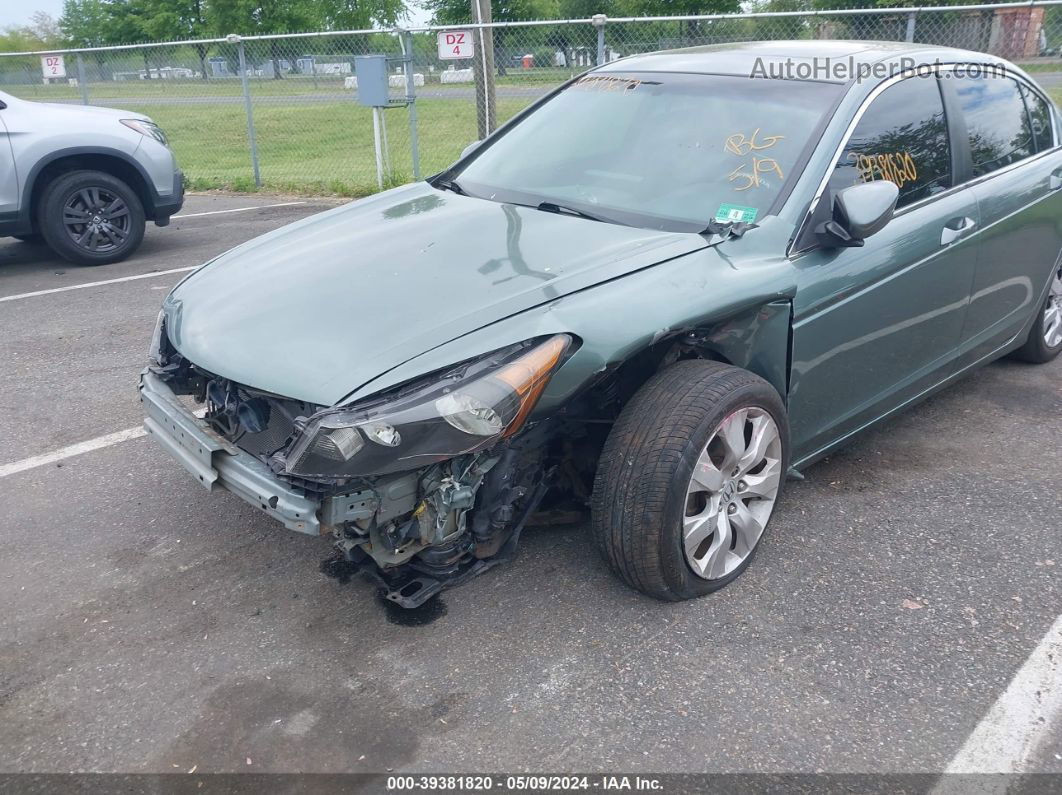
(1, 1, 1060, 197)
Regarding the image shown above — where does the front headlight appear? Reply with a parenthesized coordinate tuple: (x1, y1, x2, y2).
(121, 118, 168, 146)
(283, 334, 571, 478)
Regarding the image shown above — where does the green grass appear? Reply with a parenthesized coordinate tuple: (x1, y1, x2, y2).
(1, 75, 554, 196)
(1015, 60, 1062, 73)
(140, 96, 532, 196)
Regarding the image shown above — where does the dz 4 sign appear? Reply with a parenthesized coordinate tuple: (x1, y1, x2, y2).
(438, 31, 474, 60)
(41, 55, 66, 79)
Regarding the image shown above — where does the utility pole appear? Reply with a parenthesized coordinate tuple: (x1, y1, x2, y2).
(233, 36, 261, 188)
(471, 0, 496, 139)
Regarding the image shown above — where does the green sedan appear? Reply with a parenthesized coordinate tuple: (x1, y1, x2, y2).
(141, 41, 1062, 608)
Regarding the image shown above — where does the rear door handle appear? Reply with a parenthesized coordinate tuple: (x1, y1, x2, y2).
(1050, 169, 1062, 191)
(941, 216, 976, 246)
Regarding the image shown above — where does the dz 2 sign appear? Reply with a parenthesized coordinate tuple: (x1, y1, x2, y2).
(438, 31, 474, 60)
(41, 55, 66, 79)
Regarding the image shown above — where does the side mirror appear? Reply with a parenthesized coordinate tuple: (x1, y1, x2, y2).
(461, 140, 482, 159)
(816, 180, 898, 249)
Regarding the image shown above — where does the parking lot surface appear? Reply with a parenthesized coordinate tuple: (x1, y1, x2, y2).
(1, 194, 1060, 776)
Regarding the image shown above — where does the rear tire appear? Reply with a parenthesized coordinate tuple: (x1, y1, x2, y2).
(591, 360, 790, 602)
(38, 170, 145, 266)
(1012, 262, 1062, 364)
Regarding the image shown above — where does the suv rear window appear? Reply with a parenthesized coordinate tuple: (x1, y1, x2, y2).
(955, 75, 1035, 177)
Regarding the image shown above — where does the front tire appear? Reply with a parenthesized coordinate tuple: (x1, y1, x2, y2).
(38, 170, 145, 266)
(591, 360, 789, 602)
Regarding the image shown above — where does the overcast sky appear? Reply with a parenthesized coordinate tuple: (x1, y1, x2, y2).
(2, 1, 433, 31)
(1, 0, 65, 29)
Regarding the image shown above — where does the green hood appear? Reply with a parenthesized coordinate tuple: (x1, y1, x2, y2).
(166, 183, 709, 406)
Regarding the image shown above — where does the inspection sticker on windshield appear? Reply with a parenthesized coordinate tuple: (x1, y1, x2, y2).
(715, 204, 758, 224)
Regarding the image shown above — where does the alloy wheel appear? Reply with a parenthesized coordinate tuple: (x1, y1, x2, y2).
(62, 187, 131, 254)
(1044, 266, 1062, 349)
(683, 407, 783, 580)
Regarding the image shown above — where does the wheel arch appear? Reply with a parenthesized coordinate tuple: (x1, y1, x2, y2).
(21, 147, 159, 230)
(576, 298, 793, 419)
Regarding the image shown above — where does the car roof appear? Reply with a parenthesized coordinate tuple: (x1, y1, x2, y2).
(596, 40, 1011, 83)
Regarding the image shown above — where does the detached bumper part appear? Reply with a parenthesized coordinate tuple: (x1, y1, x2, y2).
(139, 369, 320, 535)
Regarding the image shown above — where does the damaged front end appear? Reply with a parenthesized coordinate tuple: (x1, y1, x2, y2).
(143, 313, 571, 608)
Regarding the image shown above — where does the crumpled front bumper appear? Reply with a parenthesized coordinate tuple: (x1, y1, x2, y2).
(139, 369, 321, 535)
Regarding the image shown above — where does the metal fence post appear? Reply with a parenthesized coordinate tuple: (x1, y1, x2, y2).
(75, 54, 89, 105)
(471, 0, 496, 138)
(593, 15, 607, 66)
(905, 11, 917, 43)
(400, 29, 422, 180)
(235, 37, 262, 188)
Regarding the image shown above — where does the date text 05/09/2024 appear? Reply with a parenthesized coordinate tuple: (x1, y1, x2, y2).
(386, 775, 664, 791)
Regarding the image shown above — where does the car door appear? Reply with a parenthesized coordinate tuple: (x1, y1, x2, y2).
(0, 101, 19, 217)
(788, 73, 980, 461)
(949, 73, 1062, 363)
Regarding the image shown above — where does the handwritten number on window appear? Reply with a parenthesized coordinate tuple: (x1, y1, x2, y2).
(849, 151, 918, 188)
(725, 129, 785, 190)
(727, 158, 785, 191)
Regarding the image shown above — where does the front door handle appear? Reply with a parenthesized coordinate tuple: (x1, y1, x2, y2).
(941, 216, 977, 246)
(1050, 169, 1062, 191)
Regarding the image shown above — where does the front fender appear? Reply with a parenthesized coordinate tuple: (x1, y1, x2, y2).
(17, 145, 160, 226)
(345, 230, 797, 412)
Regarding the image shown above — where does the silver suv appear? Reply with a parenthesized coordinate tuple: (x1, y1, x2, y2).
(0, 89, 183, 265)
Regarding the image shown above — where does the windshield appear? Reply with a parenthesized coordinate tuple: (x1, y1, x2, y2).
(451, 72, 843, 232)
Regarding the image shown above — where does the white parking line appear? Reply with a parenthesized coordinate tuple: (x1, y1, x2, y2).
(0, 406, 209, 479)
(939, 613, 1062, 777)
(0, 202, 313, 304)
(172, 201, 306, 219)
(0, 426, 146, 478)
(0, 266, 197, 303)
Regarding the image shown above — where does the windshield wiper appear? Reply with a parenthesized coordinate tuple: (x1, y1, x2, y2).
(700, 219, 757, 239)
(435, 177, 466, 195)
(536, 201, 609, 224)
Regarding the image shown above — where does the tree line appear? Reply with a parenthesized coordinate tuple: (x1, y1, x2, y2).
(0, 0, 406, 52)
(0, 0, 1038, 54)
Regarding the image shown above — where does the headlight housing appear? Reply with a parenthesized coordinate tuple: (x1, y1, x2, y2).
(283, 334, 571, 478)
(121, 118, 168, 146)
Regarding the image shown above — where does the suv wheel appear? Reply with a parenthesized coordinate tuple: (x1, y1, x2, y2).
(38, 170, 145, 266)
(1012, 263, 1062, 364)
(591, 360, 790, 602)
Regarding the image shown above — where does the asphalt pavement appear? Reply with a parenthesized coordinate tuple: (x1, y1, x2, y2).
(0, 193, 1060, 779)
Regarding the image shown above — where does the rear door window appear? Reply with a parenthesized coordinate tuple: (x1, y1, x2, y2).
(1019, 84, 1056, 153)
(954, 75, 1035, 177)
(828, 75, 951, 209)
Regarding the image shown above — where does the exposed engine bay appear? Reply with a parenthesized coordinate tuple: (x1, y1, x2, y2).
(148, 331, 608, 609)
